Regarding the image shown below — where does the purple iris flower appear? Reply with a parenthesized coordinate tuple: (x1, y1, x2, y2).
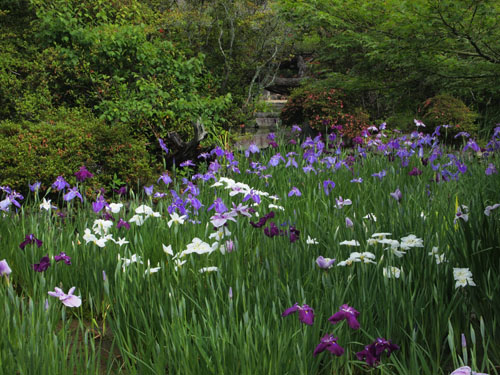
(117, 218, 131, 230)
(115, 186, 127, 196)
(282, 303, 314, 325)
(329, 132, 337, 142)
(52, 176, 69, 191)
(302, 165, 317, 174)
(0, 259, 12, 276)
(269, 153, 285, 167)
(211, 146, 225, 158)
(345, 217, 354, 227)
(316, 256, 336, 269)
(158, 173, 173, 185)
(328, 304, 360, 329)
(463, 139, 480, 153)
(250, 211, 275, 228)
(409, 167, 422, 176)
(29, 182, 41, 192)
(75, 166, 93, 182)
(180, 160, 195, 168)
(243, 190, 261, 204)
(355, 338, 399, 367)
(485, 163, 497, 175)
(267, 132, 276, 141)
(455, 131, 470, 139)
(292, 125, 302, 133)
(323, 180, 335, 195)
(19, 234, 43, 250)
(286, 157, 298, 168)
(371, 170, 386, 180)
(289, 226, 300, 243)
(390, 188, 402, 202)
(144, 185, 154, 196)
(288, 187, 302, 197)
(54, 252, 71, 265)
(63, 186, 83, 202)
(32, 255, 51, 272)
(269, 140, 279, 148)
(158, 138, 169, 154)
(264, 222, 282, 237)
(92, 195, 107, 213)
(208, 198, 228, 213)
(313, 334, 344, 357)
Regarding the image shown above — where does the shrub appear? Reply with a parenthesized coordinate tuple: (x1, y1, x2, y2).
(419, 94, 479, 137)
(281, 86, 370, 138)
(0, 108, 157, 193)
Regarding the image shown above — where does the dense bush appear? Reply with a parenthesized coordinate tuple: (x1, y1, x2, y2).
(0, 109, 157, 192)
(281, 86, 370, 138)
(419, 94, 479, 137)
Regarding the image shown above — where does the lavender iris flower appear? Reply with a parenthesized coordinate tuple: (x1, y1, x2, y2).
(269, 153, 285, 167)
(75, 166, 93, 182)
(323, 180, 335, 195)
(52, 176, 70, 191)
(0, 259, 12, 276)
(350, 177, 363, 183)
(32, 255, 51, 272)
(158, 138, 169, 154)
(180, 160, 195, 168)
(313, 334, 344, 357)
(19, 234, 43, 250)
(288, 187, 302, 197)
(63, 186, 83, 202)
(158, 173, 173, 185)
(316, 256, 336, 269)
(48, 286, 82, 308)
(345, 217, 354, 228)
(451, 366, 489, 375)
(372, 170, 386, 180)
(243, 190, 261, 204)
(29, 182, 41, 192)
(328, 304, 360, 329)
(144, 185, 154, 196)
(485, 163, 497, 175)
(292, 125, 302, 133)
(282, 303, 314, 325)
(54, 252, 71, 265)
(455, 132, 470, 139)
(390, 188, 402, 202)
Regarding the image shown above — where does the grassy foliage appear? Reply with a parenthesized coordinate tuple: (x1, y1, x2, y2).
(1, 128, 499, 374)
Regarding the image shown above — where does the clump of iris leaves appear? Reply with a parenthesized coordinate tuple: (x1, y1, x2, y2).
(1, 125, 499, 375)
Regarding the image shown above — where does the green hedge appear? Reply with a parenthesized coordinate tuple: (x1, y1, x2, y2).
(0, 109, 157, 192)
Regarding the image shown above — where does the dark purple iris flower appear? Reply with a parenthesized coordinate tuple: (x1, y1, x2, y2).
(19, 234, 43, 250)
(250, 211, 275, 228)
(29, 182, 41, 192)
(115, 218, 129, 230)
(32, 255, 51, 272)
(355, 338, 399, 367)
(115, 186, 127, 196)
(264, 222, 282, 237)
(282, 303, 314, 325)
(289, 226, 300, 243)
(54, 252, 71, 265)
(323, 180, 335, 195)
(158, 138, 169, 154)
(63, 186, 83, 202)
(267, 132, 276, 141)
(329, 304, 360, 329)
(288, 187, 302, 197)
(409, 167, 423, 176)
(269, 141, 279, 148)
(75, 166, 93, 182)
(52, 176, 69, 191)
(289, 139, 297, 145)
(313, 334, 345, 357)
